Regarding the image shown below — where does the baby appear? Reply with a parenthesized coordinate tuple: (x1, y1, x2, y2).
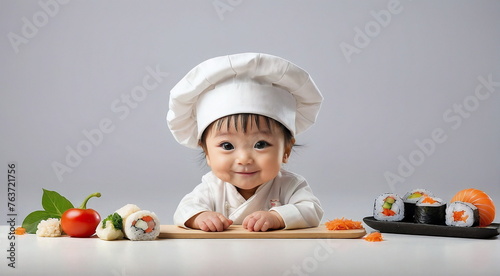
(167, 53, 324, 232)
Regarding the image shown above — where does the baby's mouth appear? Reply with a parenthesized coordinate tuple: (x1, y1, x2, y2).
(235, 170, 257, 175)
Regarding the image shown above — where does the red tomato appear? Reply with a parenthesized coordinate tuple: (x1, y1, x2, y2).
(61, 208, 101, 237)
(61, 192, 101, 237)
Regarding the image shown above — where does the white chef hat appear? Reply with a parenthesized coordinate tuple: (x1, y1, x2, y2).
(167, 53, 323, 149)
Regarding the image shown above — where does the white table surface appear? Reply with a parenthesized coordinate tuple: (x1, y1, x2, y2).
(1, 225, 499, 276)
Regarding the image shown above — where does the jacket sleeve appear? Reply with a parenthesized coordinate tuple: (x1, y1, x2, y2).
(173, 181, 215, 227)
(269, 172, 324, 229)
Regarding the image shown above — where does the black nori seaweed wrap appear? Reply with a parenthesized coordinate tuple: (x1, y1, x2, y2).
(403, 202, 416, 222)
(402, 189, 435, 222)
(414, 203, 447, 225)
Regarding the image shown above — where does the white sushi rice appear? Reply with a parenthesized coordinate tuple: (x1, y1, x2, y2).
(123, 210, 160, 241)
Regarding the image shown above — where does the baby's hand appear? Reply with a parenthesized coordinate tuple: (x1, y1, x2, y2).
(243, 211, 285, 232)
(187, 211, 233, 232)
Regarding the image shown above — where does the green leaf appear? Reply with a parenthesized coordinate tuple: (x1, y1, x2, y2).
(22, 211, 53, 234)
(41, 189, 74, 216)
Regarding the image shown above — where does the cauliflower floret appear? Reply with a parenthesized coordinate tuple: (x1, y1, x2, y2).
(96, 220, 124, 241)
(36, 218, 62, 237)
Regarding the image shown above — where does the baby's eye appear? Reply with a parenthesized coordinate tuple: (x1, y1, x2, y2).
(220, 142, 234, 150)
(254, 141, 270, 149)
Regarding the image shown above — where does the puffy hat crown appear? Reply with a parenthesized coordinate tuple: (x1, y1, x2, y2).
(167, 53, 323, 148)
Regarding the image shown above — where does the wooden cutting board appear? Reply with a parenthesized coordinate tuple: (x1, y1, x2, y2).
(159, 225, 366, 239)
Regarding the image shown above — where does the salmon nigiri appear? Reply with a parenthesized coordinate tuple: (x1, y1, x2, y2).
(451, 189, 496, 227)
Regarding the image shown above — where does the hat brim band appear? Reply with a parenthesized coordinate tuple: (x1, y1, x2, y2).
(196, 81, 296, 139)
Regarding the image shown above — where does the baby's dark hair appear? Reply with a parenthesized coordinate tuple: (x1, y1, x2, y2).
(199, 113, 295, 152)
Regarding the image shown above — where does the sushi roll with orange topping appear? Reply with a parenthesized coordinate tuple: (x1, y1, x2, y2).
(414, 196, 446, 225)
(445, 201, 479, 227)
(451, 188, 495, 227)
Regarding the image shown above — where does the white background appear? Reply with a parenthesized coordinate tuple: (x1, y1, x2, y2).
(1, 0, 499, 226)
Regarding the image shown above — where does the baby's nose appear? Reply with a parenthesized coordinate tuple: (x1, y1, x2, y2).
(236, 150, 253, 165)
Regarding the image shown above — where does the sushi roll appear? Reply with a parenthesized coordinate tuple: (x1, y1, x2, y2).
(414, 196, 446, 225)
(451, 188, 496, 227)
(96, 204, 141, 241)
(123, 210, 160, 241)
(402, 189, 434, 222)
(445, 201, 480, 227)
(116, 204, 141, 219)
(373, 193, 405, 221)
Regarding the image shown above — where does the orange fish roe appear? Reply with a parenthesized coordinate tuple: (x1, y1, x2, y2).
(325, 217, 363, 230)
(15, 227, 26, 235)
(453, 210, 469, 222)
(421, 196, 437, 204)
(364, 232, 383, 242)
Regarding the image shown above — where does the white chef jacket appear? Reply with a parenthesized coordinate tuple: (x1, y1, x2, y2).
(173, 168, 324, 229)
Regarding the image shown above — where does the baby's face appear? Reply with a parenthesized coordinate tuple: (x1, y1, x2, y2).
(203, 116, 289, 195)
